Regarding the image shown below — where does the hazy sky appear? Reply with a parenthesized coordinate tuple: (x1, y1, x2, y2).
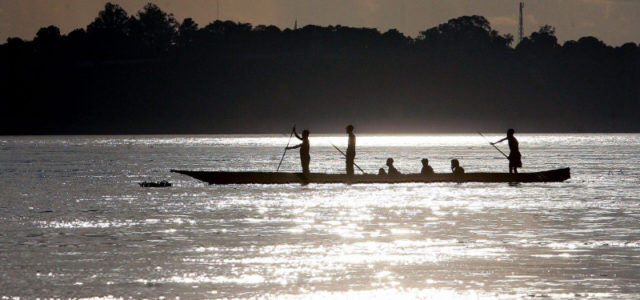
(1, 0, 639, 46)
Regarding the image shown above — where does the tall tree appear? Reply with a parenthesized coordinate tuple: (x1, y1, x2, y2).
(178, 18, 198, 47)
(416, 15, 512, 56)
(86, 3, 132, 59)
(135, 3, 178, 54)
(516, 25, 559, 55)
(34, 25, 61, 44)
(87, 3, 130, 36)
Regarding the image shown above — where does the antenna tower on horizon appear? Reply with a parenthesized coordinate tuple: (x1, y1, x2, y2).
(217, 0, 220, 20)
(518, 2, 524, 44)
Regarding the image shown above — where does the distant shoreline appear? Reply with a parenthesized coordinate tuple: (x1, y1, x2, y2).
(2, 4, 638, 134)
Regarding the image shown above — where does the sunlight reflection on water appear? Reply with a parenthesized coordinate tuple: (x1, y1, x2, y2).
(1, 134, 640, 298)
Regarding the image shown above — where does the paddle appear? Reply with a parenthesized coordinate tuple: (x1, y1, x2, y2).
(330, 143, 367, 174)
(276, 125, 295, 172)
(478, 132, 509, 159)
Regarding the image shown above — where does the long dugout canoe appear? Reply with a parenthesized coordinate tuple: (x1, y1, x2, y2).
(171, 168, 570, 184)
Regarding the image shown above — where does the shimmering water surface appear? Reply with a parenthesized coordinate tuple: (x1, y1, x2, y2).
(1, 134, 640, 299)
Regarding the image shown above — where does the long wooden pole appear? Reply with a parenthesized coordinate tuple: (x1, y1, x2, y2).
(276, 125, 295, 172)
(330, 143, 367, 174)
(478, 132, 509, 159)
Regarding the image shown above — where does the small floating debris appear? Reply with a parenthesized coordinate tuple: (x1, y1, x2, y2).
(139, 180, 172, 188)
(608, 169, 625, 175)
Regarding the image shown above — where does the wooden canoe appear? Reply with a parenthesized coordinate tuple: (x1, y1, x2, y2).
(171, 168, 570, 184)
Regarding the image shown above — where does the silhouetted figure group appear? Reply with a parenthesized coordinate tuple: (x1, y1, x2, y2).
(286, 125, 358, 176)
(379, 157, 464, 176)
(285, 126, 520, 176)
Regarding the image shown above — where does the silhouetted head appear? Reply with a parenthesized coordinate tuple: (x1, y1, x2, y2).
(451, 159, 459, 168)
(386, 158, 394, 166)
(302, 130, 310, 138)
(507, 128, 515, 136)
(421, 158, 429, 166)
(346, 125, 354, 134)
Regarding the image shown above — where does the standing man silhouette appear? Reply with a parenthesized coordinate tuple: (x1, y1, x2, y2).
(286, 127, 311, 174)
(492, 128, 522, 174)
(345, 125, 356, 175)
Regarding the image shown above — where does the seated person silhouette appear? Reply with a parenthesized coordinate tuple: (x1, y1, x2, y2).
(421, 158, 434, 175)
(386, 158, 401, 175)
(378, 168, 387, 175)
(451, 159, 465, 175)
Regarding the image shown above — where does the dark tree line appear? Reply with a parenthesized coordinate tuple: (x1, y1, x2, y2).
(1, 2, 638, 134)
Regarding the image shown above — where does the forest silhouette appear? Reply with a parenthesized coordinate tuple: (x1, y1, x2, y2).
(1, 3, 638, 134)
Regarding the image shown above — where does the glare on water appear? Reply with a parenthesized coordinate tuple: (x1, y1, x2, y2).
(1, 134, 640, 299)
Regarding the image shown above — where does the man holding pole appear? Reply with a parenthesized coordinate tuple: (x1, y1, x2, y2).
(491, 128, 522, 174)
(286, 127, 311, 174)
(345, 125, 356, 175)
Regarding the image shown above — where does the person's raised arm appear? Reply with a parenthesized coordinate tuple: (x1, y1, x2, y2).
(286, 143, 302, 150)
(491, 137, 508, 145)
(293, 127, 303, 140)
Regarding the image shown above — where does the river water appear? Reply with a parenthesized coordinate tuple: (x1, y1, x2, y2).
(1, 134, 639, 299)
